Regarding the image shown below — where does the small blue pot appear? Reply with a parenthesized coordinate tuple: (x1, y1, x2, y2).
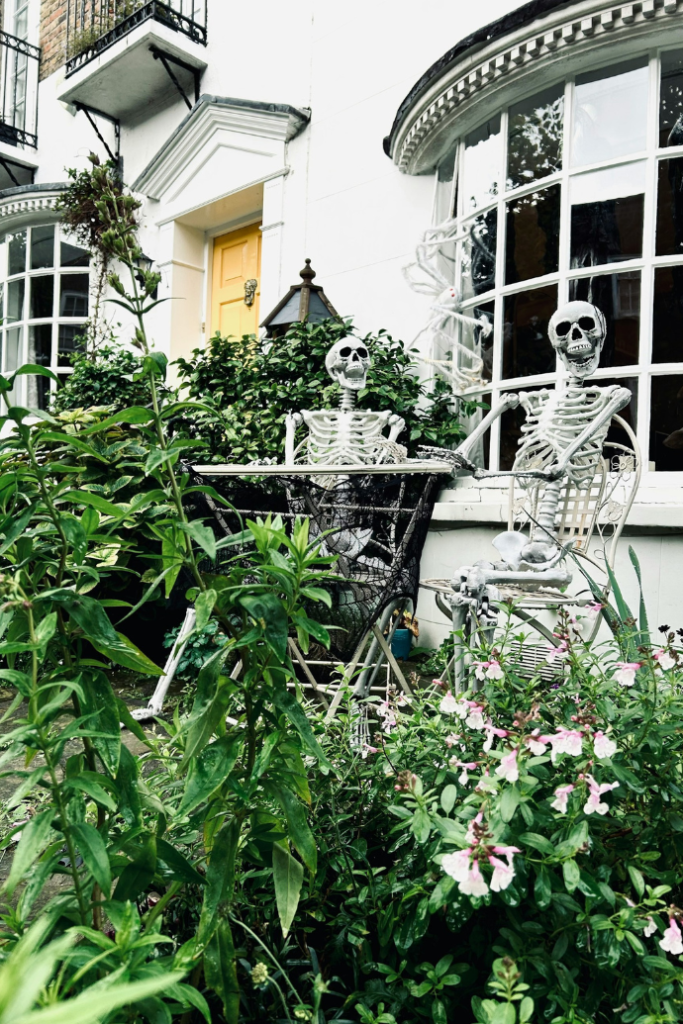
(391, 628, 413, 660)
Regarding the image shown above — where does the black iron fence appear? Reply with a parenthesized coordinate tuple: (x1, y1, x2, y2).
(65, 0, 207, 76)
(0, 31, 40, 149)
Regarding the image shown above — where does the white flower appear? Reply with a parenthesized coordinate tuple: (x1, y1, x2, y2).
(472, 661, 487, 682)
(655, 649, 676, 671)
(593, 731, 617, 759)
(458, 859, 489, 897)
(660, 918, 683, 956)
(488, 855, 514, 892)
(644, 917, 657, 938)
(545, 728, 583, 762)
(550, 783, 575, 814)
(466, 708, 486, 731)
(527, 737, 548, 756)
(439, 690, 458, 714)
(614, 662, 640, 687)
(495, 749, 519, 784)
(483, 718, 508, 753)
(583, 774, 619, 816)
(486, 660, 504, 680)
(441, 848, 471, 883)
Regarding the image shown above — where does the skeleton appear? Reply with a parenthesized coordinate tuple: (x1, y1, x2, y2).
(285, 338, 407, 467)
(403, 216, 492, 394)
(421, 301, 631, 687)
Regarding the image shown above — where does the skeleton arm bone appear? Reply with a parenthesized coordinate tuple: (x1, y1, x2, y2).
(285, 411, 304, 465)
(419, 392, 520, 471)
(387, 413, 406, 445)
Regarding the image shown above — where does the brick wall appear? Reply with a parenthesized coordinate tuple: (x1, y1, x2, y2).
(39, 0, 67, 81)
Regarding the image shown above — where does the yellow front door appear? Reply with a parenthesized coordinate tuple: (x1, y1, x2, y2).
(211, 224, 261, 338)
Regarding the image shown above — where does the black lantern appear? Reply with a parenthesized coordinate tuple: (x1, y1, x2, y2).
(260, 259, 340, 338)
(135, 252, 158, 299)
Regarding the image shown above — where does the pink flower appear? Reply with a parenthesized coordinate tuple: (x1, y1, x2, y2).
(439, 690, 458, 714)
(441, 848, 471, 883)
(550, 783, 575, 814)
(587, 601, 603, 613)
(361, 743, 378, 759)
(495, 749, 519, 784)
(459, 858, 489, 897)
(660, 918, 683, 956)
(483, 718, 508, 753)
(450, 759, 477, 786)
(488, 855, 514, 891)
(614, 662, 641, 687)
(377, 701, 397, 732)
(655, 649, 676, 671)
(644, 917, 657, 938)
(544, 728, 583, 762)
(465, 812, 483, 844)
(445, 733, 461, 748)
(593, 731, 617, 759)
(526, 731, 548, 757)
(491, 844, 521, 863)
(473, 660, 503, 682)
(546, 639, 568, 664)
(466, 707, 486, 730)
(583, 774, 619, 816)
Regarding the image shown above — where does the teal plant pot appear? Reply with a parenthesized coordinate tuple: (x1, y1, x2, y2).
(391, 627, 413, 660)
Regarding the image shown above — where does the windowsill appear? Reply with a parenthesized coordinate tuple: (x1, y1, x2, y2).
(431, 474, 683, 530)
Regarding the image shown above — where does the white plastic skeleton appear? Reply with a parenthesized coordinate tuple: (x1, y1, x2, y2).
(421, 301, 631, 686)
(403, 217, 492, 394)
(285, 338, 407, 466)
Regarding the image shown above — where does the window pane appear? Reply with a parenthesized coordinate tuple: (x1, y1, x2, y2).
(58, 324, 85, 367)
(30, 275, 54, 319)
(435, 144, 457, 222)
(505, 185, 560, 285)
(568, 271, 640, 367)
(660, 49, 683, 147)
(502, 284, 557, 380)
(571, 59, 649, 167)
(506, 84, 564, 190)
(60, 274, 89, 317)
(500, 385, 544, 471)
(8, 230, 26, 276)
(60, 238, 90, 268)
(595, 375, 638, 454)
(653, 265, 683, 363)
(29, 324, 52, 366)
(461, 210, 497, 299)
(650, 375, 683, 471)
(570, 162, 645, 267)
(5, 326, 21, 372)
(459, 300, 494, 384)
(462, 115, 501, 214)
(464, 393, 491, 470)
(30, 226, 54, 270)
(6, 279, 24, 323)
(656, 157, 683, 256)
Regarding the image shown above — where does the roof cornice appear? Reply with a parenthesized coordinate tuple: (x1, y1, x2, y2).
(0, 183, 67, 230)
(386, 0, 683, 174)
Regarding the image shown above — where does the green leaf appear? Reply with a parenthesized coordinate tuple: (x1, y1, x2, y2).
(271, 678, 331, 770)
(272, 842, 303, 938)
(179, 520, 216, 561)
(65, 776, 117, 813)
(563, 859, 581, 893)
(156, 838, 205, 886)
(628, 865, 645, 899)
(276, 786, 317, 874)
(182, 647, 232, 765)
(4, 810, 54, 896)
(500, 786, 520, 823)
(204, 919, 240, 1024)
(0, 507, 34, 556)
(80, 671, 121, 776)
(431, 997, 447, 1024)
(198, 819, 240, 946)
(519, 996, 534, 1024)
(195, 588, 217, 632)
(239, 592, 288, 661)
(71, 822, 112, 897)
(440, 784, 457, 814)
(625, 930, 646, 956)
(178, 735, 240, 817)
(61, 595, 162, 676)
(519, 832, 555, 857)
(116, 744, 142, 827)
(534, 865, 552, 910)
(115, 834, 156, 902)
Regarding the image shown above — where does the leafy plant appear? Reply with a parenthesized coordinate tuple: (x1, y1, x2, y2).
(162, 618, 229, 678)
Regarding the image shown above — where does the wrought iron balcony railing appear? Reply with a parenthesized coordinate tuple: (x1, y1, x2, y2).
(65, 0, 207, 77)
(0, 31, 40, 149)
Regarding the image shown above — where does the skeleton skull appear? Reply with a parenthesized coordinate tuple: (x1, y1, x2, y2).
(325, 338, 371, 391)
(548, 301, 607, 379)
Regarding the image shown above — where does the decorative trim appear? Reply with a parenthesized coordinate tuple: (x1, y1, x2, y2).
(0, 184, 66, 229)
(388, 0, 683, 174)
(133, 95, 311, 200)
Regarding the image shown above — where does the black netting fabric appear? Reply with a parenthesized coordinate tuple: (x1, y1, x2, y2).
(189, 470, 441, 662)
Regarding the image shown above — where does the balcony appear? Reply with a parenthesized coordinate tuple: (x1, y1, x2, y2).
(0, 31, 40, 149)
(58, 1, 207, 120)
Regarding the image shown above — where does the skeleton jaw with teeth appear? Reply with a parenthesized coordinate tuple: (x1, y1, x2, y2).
(548, 300, 607, 380)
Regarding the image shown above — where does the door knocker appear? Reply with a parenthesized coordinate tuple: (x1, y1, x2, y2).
(244, 279, 258, 306)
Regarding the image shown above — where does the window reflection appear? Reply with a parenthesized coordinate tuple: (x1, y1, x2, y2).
(570, 162, 645, 267)
(29, 324, 51, 366)
(507, 84, 563, 189)
(31, 226, 54, 270)
(460, 300, 494, 383)
(30, 275, 54, 320)
(500, 385, 544, 471)
(7, 279, 24, 323)
(596, 375, 638, 453)
(660, 50, 683, 147)
(8, 231, 26, 276)
(571, 59, 648, 166)
(462, 115, 501, 213)
(650, 375, 683, 471)
(656, 157, 683, 256)
(60, 274, 89, 317)
(505, 185, 560, 284)
(502, 285, 557, 380)
(653, 266, 683, 363)
(461, 210, 497, 299)
(58, 324, 84, 367)
(463, 393, 491, 470)
(569, 272, 640, 367)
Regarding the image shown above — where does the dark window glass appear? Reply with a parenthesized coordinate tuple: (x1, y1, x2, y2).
(58, 324, 85, 366)
(31, 226, 54, 270)
(60, 274, 89, 317)
(570, 194, 644, 267)
(60, 239, 90, 268)
(507, 84, 564, 190)
(656, 158, 683, 256)
(465, 393, 491, 470)
(572, 59, 648, 166)
(505, 185, 560, 285)
(502, 284, 557, 380)
(435, 143, 457, 222)
(595, 375, 638, 453)
(660, 49, 683, 147)
(461, 210, 497, 299)
(462, 115, 501, 213)
(650, 375, 683, 470)
(29, 324, 51, 366)
(500, 385, 544, 471)
(568, 272, 640, 367)
(459, 300, 494, 384)
(6, 279, 24, 323)
(8, 230, 26, 276)
(653, 266, 683, 363)
(30, 275, 54, 319)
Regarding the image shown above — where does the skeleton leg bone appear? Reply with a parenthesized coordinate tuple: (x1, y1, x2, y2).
(130, 607, 197, 722)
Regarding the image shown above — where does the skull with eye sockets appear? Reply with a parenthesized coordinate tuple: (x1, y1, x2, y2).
(325, 338, 371, 391)
(548, 300, 607, 379)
